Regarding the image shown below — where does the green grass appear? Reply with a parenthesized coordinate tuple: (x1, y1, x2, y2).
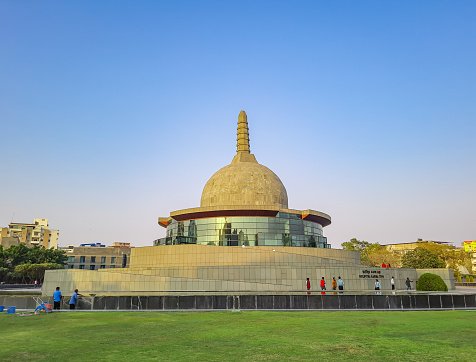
(0, 311, 474, 361)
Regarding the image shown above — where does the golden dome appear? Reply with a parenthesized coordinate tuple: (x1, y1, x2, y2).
(200, 111, 288, 209)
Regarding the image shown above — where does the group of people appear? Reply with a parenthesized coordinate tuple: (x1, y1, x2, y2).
(375, 277, 413, 294)
(306, 276, 413, 294)
(306, 276, 345, 293)
(52, 287, 80, 310)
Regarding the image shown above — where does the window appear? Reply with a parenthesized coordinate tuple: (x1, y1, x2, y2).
(100, 265, 106, 269)
(110, 257, 116, 264)
(90, 265, 95, 270)
(90, 256, 96, 263)
(79, 256, 85, 263)
(79, 265, 85, 269)
(68, 256, 75, 263)
(101, 256, 106, 263)
(69, 265, 74, 269)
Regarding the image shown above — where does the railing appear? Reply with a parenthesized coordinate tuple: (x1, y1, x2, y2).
(0, 283, 41, 290)
(36, 289, 459, 296)
(455, 282, 476, 287)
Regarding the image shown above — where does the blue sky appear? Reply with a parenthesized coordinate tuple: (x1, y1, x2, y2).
(0, 1, 474, 247)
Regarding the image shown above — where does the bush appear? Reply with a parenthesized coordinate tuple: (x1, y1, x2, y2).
(416, 273, 448, 291)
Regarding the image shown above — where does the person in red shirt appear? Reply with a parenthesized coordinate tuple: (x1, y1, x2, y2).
(306, 277, 311, 294)
(320, 277, 326, 290)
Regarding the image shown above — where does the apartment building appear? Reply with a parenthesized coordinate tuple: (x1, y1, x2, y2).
(0, 218, 59, 249)
(463, 241, 476, 273)
(63, 242, 132, 270)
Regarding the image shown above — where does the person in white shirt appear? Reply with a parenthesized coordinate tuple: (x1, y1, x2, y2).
(375, 279, 381, 295)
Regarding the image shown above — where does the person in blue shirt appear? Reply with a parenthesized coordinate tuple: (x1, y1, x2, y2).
(375, 279, 382, 295)
(68, 289, 79, 310)
(337, 276, 344, 293)
(53, 286, 63, 310)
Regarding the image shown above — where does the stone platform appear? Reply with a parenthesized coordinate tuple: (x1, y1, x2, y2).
(43, 245, 453, 295)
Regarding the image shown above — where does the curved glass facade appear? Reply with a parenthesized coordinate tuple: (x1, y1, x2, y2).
(155, 212, 330, 248)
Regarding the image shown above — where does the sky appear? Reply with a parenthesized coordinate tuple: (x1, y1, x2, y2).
(0, 1, 475, 248)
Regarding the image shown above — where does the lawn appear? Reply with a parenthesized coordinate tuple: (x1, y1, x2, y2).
(0, 311, 474, 361)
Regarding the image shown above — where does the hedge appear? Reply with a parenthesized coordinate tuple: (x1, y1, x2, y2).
(416, 273, 448, 291)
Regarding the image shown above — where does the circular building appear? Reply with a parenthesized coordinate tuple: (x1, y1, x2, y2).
(156, 111, 331, 248)
(43, 111, 430, 297)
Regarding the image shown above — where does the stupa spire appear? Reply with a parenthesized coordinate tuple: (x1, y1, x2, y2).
(236, 110, 250, 154)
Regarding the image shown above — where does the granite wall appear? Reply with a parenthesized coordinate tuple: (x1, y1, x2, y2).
(2, 293, 474, 311)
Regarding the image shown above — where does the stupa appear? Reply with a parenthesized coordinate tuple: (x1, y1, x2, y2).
(156, 111, 331, 248)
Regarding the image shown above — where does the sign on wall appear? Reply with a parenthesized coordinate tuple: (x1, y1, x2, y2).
(359, 269, 384, 279)
(463, 240, 476, 252)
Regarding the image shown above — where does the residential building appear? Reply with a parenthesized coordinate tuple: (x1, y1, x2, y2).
(463, 241, 476, 273)
(63, 242, 132, 270)
(0, 218, 59, 249)
(384, 239, 453, 256)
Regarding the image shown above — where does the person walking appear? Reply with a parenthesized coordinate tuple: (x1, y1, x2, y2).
(390, 276, 395, 294)
(331, 277, 337, 291)
(337, 276, 344, 293)
(374, 279, 381, 295)
(320, 277, 326, 290)
(68, 289, 79, 310)
(306, 277, 311, 294)
(405, 277, 412, 291)
(53, 286, 63, 310)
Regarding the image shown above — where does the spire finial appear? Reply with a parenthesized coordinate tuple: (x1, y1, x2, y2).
(237, 110, 250, 154)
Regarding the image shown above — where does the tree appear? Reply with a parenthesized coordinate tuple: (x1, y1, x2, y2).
(0, 245, 8, 269)
(341, 238, 371, 251)
(0, 267, 9, 281)
(401, 247, 446, 269)
(342, 238, 372, 266)
(14, 263, 63, 283)
(342, 238, 399, 267)
(41, 247, 67, 265)
(366, 244, 400, 267)
(4, 243, 31, 267)
(409, 242, 472, 275)
(0, 244, 67, 283)
(445, 248, 472, 276)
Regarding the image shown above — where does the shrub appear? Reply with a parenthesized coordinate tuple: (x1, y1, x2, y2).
(416, 273, 448, 291)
